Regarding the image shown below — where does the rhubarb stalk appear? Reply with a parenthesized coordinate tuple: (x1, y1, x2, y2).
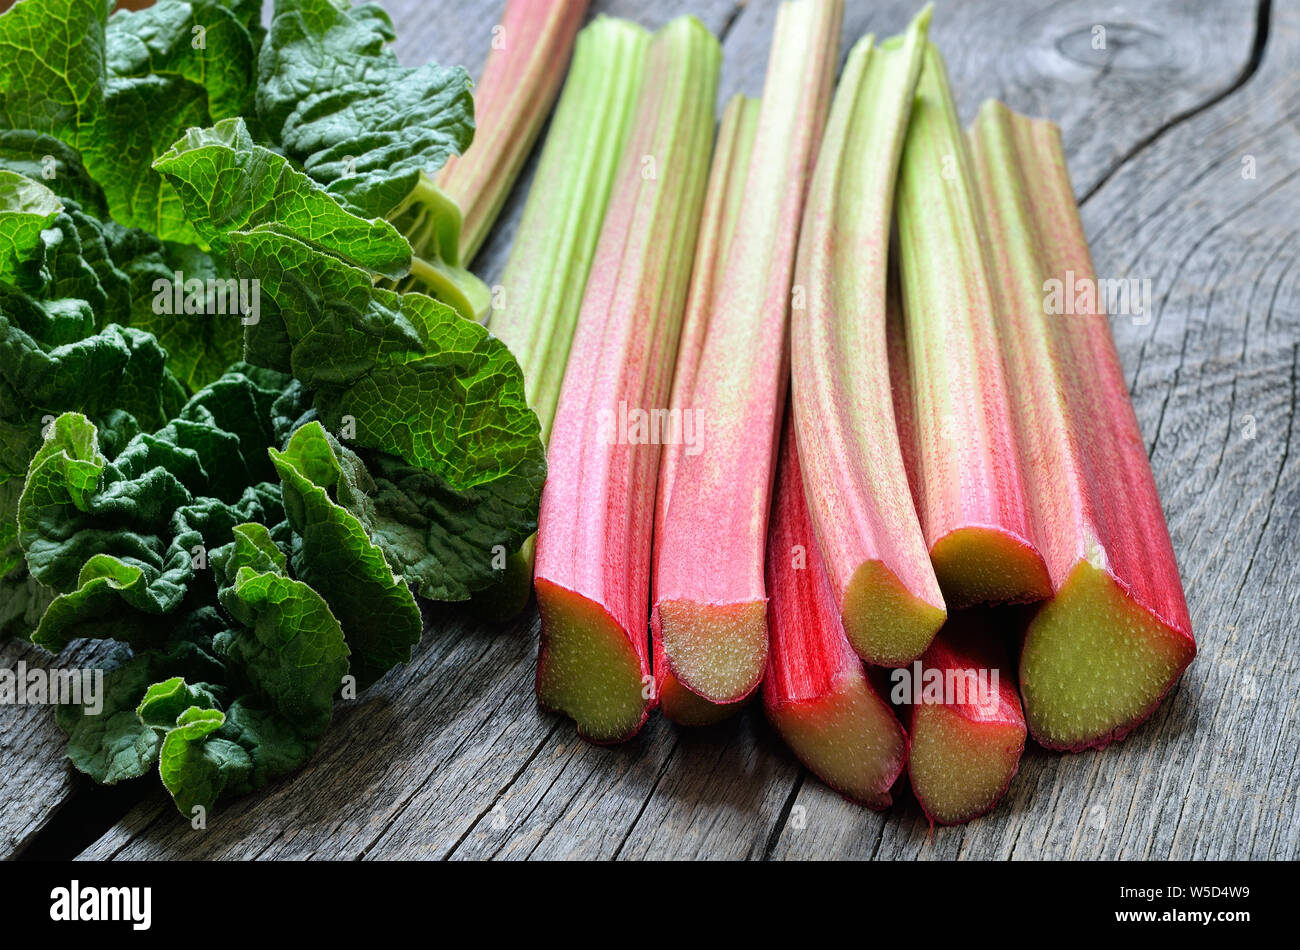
(437, 0, 591, 263)
(533, 17, 720, 743)
(903, 610, 1026, 825)
(968, 101, 1195, 751)
(790, 8, 942, 668)
(472, 17, 650, 620)
(653, 0, 842, 707)
(764, 413, 909, 808)
(894, 43, 1052, 610)
(652, 93, 760, 726)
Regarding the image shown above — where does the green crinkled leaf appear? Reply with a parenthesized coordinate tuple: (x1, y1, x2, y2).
(153, 118, 412, 279)
(0, 130, 110, 218)
(256, 0, 474, 219)
(226, 227, 544, 597)
(56, 649, 163, 785)
(0, 323, 183, 483)
(107, 229, 246, 391)
(0, 0, 262, 243)
(16, 368, 305, 648)
(20, 205, 134, 322)
(0, 0, 108, 147)
(271, 421, 420, 686)
(136, 675, 224, 729)
(157, 704, 249, 817)
(0, 171, 63, 284)
(213, 698, 318, 792)
(211, 522, 350, 734)
(107, 0, 258, 124)
(91, 74, 209, 244)
(153, 691, 319, 817)
(0, 560, 55, 639)
(54, 634, 227, 784)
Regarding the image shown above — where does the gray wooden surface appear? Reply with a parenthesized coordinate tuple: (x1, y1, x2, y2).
(3, 0, 1296, 860)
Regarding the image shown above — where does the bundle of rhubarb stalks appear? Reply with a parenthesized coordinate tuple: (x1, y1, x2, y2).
(484, 0, 1195, 825)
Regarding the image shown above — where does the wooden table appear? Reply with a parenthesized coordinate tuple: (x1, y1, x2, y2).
(3, 0, 1296, 861)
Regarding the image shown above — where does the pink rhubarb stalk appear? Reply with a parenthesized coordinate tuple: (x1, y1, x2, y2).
(474, 18, 650, 620)
(968, 101, 1195, 751)
(894, 42, 1052, 610)
(437, 0, 590, 263)
(533, 17, 720, 743)
(764, 413, 909, 808)
(903, 611, 1026, 825)
(653, 0, 843, 707)
(790, 7, 942, 668)
(652, 93, 761, 726)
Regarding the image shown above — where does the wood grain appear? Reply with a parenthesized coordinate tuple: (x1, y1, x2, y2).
(0, 640, 112, 858)
(4, 0, 1293, 862)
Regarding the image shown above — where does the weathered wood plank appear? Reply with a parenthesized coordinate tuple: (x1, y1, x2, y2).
(0, 639, 110, 859)
(71, 0, 1296, 861)
(720, 0, 1262, 197)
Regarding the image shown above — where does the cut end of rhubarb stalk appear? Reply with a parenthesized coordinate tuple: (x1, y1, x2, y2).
(764, 412, 908, 808)
(930, 526, 1052, 609)
(535, 579, 649, 744)
(909, 704, 1024, 825)
(769, 669, 907, 809)
(906, 612, 1026, 824)
(658, 668, 749, 727)
(967, 100, 1195, 751)
(842, 559, 946, 667)
(652, 0, 842, 709)
(658, 600, 767, 705)
(1019, 560, 1196, 751)
(895, 43, 1050, 608)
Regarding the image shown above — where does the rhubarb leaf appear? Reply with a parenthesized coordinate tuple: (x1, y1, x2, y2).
(255, 0, 474, 219)
(55, 631, 228, 784)
(270, 423, 421, 687)
(17, 366, 303, 650)
(0, 172, 63, 285)
(0, 0, 108, 150)
(137, 676, 226, 731)
(58, 650, 169, 785)
(0, 131, 110, 218)
(211, 523, 350, 735)
(153, 119, 412, 278)
(0, 0, 263, 243)
(157, 705, 250, 817)
(226, 226, 546, 599)
(106, 0, 260, 125)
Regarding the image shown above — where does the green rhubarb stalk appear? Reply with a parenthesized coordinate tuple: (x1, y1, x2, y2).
(491, 17, 650, 446)
(652, 92, 760, 726)
(653, 0, 843, 707)
(968, 101, 1195, 751)
(386, 172, 491, 321)
(533, 16, 720, 743)
(894, 42, 1052, 609)
(469, 16, 650, 621)
(438, 0, 592, 263)
(789, 7, 941, 668)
